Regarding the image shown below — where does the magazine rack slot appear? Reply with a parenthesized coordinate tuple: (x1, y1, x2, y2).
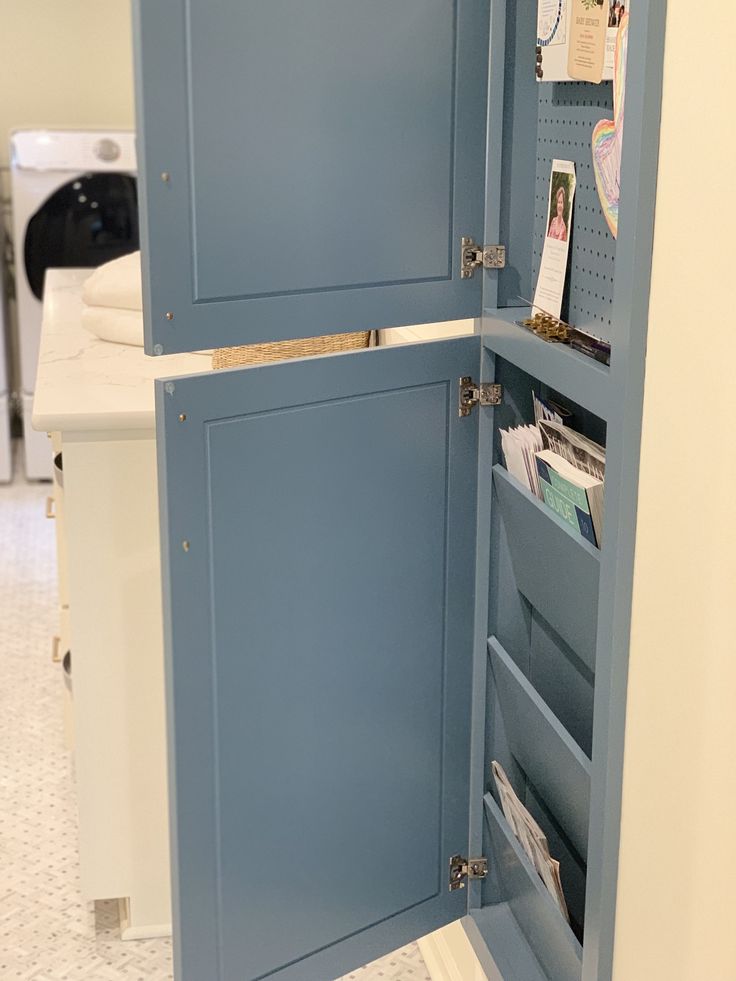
(484, 793, 583, 981)
(466, 905, 552, 981)
(489, 637, 591, 862)
(530, 612, 594, 760)
(492, 464, 600, 672)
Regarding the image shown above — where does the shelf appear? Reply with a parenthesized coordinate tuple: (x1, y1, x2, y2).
(482, 308, 613, 421)
(489, 637, 591, 861)
(483, 794, 583, 981)
(493, 465, 600, 672)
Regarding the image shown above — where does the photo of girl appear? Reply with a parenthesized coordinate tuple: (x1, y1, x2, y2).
(547, 184, 569, 241)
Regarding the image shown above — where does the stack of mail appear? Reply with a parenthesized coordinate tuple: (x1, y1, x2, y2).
(499, 425, 544, 498)
(492, 761, 569, 922)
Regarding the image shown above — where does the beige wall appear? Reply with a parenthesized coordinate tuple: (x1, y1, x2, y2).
(0, 1, 135, 390)
(0, 0, 135, 172)
(613, 4, 735, 980)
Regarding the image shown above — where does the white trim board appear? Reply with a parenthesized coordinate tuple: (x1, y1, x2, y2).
(419, 922, 489, 981)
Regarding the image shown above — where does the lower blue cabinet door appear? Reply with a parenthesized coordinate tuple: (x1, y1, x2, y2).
(156, 337, 481, 981)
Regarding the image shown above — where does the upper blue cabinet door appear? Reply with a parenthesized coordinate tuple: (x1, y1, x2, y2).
(133, 0, 490, 355)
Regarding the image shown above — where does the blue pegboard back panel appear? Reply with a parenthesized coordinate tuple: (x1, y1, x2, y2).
(532, 81, 616, 341)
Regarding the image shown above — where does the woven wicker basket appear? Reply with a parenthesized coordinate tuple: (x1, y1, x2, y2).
(212, 331, 371, 369)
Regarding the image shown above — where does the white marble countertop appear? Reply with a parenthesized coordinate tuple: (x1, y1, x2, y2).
(33, 269, 212, 433)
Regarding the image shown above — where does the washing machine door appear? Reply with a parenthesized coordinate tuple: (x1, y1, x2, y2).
(24, 172, 139, 300)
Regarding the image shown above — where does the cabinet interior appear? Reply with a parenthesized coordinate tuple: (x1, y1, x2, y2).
(494, 0, 617, 343)
(481, 357, 607, 969)
(466, 3, 639, 978)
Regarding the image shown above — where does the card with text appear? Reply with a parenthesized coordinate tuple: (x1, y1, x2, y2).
(533, 160, 577, 321)
(567, 0, 608, 82)
(537, 0, 631, 82)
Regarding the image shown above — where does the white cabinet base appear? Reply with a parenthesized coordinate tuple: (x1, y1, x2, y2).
(118, 898, 172, 941)
(419, 922, 489, 981)
(62, 430, 171, 937)
(33, 273, 213, 943)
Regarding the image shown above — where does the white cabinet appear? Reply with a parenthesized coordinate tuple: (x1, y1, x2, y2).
(34, 270, 210, 937)
(60, 431, 171, 937)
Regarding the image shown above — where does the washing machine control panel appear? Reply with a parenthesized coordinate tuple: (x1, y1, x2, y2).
(11, 130, 136, 172)
(93, 138, 122, 163)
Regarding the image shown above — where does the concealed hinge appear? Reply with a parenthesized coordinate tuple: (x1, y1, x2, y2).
(461, 237, 506, 278)
(459, 377, 503, 417)
(449, 855, 488, 891)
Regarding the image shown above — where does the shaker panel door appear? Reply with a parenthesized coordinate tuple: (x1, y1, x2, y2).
(133, 0, 490, 354)
(156, 338, 480, 981)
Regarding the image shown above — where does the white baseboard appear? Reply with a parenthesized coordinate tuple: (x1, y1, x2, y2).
(419, 921, 489, 981)
(118, 898, 172, 940)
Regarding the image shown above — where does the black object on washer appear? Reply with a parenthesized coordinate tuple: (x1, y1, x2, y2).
(24, 173, 139, 300)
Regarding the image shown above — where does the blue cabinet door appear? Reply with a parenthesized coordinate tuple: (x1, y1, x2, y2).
(133, 0, 490, 355)
(157, 337, 480, 981)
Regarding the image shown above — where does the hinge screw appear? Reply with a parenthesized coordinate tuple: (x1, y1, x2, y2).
(165, 311, 174, 321)
(182, 540, 190, 552)
(178, 413, 187, 423)
(161, 171, 171, 183)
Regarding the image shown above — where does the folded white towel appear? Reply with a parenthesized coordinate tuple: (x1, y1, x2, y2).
(82, 250, 143, 311)
(81, 304, 145, 347)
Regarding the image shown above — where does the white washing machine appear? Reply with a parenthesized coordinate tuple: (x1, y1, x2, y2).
(0, 224, 11, 484)
(10, 129, 138, 479)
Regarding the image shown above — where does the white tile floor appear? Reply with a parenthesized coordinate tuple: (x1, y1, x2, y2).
(0, 451, 431, 980)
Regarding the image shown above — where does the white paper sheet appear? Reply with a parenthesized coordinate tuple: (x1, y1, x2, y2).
(533, 159, 577, 321)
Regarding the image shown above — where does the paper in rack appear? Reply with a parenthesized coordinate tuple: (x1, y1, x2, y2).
(538, 420, 606, 481)
(499, 425, 544, 499)
(535, 449, 604, 547)
(533, 391, 570, 427)
(492, 761, 570, 922)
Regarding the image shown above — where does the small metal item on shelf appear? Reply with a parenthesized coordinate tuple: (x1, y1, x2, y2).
(515, 298, 611, 366)
(521, 311, 570, 343)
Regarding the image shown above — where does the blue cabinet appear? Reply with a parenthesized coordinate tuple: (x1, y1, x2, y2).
(135, 2, 667, 979)
(134, 0, 489, 353)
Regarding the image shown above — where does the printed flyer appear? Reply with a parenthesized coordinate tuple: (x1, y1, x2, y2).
(568, 0, 608, 83)
(537, 0, 630, 82)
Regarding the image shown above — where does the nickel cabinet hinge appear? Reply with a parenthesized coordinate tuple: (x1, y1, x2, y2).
(461, 237, 506, 278)
(449, 855, 488, 891)
(459, 377, 503, 417)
